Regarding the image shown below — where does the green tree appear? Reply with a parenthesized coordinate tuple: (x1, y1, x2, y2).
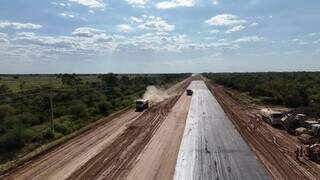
(61, 74, 82, 86)
(0, 84, 10, 94)
(69, 101, 88, 119)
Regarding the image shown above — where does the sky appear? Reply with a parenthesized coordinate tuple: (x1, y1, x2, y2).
(0, 0, 320, 73)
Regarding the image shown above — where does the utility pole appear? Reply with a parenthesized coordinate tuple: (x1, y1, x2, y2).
(49, 93, 54, 133)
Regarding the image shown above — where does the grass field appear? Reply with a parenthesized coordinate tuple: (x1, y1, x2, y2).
(0, 75, 101, 92)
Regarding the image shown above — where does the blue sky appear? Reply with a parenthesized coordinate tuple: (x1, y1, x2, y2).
(0, 0, 319, 73)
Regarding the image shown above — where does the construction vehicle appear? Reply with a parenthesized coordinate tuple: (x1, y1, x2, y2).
(311, 124, 320, 137)
(135, 99, 149, 111)
(186, 89, 193, 96)
(261, 108, 283, 126)
(281, 113, 306, 132)
(306, 144, 320, 163)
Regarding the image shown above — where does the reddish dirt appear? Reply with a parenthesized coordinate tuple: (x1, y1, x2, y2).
(126, 91, 191, 180)
(67, 96, 180, 180)
(204, 78, 320, 180)
(2, 109, 141, 180)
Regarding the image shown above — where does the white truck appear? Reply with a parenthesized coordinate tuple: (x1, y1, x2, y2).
(135, 99, 149, 111)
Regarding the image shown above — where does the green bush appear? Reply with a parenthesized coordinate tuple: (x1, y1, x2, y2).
(97, 101, 111, 115)
(0, 124, 26, 149)
(69, 101, 88, 119)
(43, 128, 55, 140)
(0, 105, 14, 120)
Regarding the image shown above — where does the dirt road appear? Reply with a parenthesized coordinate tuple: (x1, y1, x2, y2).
(126, 87, 191, 180)
(205, 78, 320, 180)
(2, 109, 141, 180)
(2, 78, 191, 180)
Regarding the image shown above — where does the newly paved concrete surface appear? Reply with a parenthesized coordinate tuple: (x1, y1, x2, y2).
(174, 81, 269, 180)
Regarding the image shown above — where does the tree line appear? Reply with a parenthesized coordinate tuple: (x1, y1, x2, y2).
(203, 72, 320, 116)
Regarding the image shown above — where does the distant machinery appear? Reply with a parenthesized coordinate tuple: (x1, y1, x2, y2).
(186, 89, 193, 96)
(260, 108, 283, 126)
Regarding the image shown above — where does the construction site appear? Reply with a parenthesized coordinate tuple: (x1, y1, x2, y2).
(0, 75, 319, 180)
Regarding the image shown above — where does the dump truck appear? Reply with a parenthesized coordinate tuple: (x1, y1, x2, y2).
(186, 89, 193, 96)
(261, 108, 283, 126)
(281, 113, 305, 132)
(135, 99, 149, 111)
(311, 124, 320, 137)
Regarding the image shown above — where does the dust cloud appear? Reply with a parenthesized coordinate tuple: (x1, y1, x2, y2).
(142, 86, 174, 103)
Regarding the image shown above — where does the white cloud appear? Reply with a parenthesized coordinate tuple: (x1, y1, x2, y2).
(72, 27, 105, 37)
(250, 22, 258, 27)
(210, 29, 220, 34)
(305, 32, 320, 37)
(313, 39, 320, 44)
(0, 38, 9, 44)
(131, 16, 175, 32)
(126, 0, 149, 8)
(59, 13, 75, 18)
(234, 36, 264, 43)
(0, 33, 7, 38)
(289, 38, 308, 45)
(157, 0, 195, 9)
(16, 32, 36, 37)
(212, 0, 219, 5)
(116, 32, 191, 52)
(14, 33, 75, 48)
(205, 14, 247, 26)
(117, 24, 133, 33)
(7, 29, 114, 58)
(130, 16, 144, 23)
(0, 21, 42, 30)
(68, 0, 105, 10)
(51, 2, 72, 7)
(225, 25, 245, 34)
(60, 3, 72, 7)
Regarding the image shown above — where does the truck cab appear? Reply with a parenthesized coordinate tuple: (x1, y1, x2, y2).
(186, 89, 193, 96)
(135, 99, 149, 111)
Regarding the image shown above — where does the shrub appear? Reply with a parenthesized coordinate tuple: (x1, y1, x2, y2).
(69, 101, 88, 119)
(0, 105, 14, 120)
(97, 101, 111, 115)
(0, 124, 26, 149)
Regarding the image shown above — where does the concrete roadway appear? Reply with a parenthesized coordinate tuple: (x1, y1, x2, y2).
(174, 81, 270, 180)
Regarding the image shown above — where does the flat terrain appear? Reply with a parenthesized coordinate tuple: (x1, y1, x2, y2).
(174, 81, 269, 180)
(3, 76, 320, 180)
(0, 75, 103, 91)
